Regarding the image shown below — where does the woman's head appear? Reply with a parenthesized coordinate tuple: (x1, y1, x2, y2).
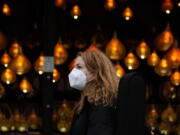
(71, 50, 119, 112)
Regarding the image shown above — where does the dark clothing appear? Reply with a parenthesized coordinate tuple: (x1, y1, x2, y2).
(69, 98, 115, 135)
(69, 72, 145, 135)
(114, 72, 146, 135)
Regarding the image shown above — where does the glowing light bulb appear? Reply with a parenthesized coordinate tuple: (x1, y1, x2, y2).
(23, 89, 28, 93)
(73, 15, 78, 20)
(52, 79, 56, 83)
(165, 9, 171, 14)
(178, 2, 180, 7)
(6, 80, 10, 85)
(2, 3, 11, 16)
(38, 70, 43, 75)
(71, 5, 81, 20)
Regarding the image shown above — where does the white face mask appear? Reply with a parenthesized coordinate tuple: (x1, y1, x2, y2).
(68, 68, 87, 90)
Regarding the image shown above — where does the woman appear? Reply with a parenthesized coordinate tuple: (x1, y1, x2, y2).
(68, 50, 119, 135)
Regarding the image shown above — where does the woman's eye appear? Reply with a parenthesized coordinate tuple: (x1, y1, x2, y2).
(77, 65, 82, 69)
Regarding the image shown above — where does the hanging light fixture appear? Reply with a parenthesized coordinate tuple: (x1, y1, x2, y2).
(0, 32, 7, 50)
(104, 0, 116, 11)
(124, 52, 139, 70)
(16, 117, 28, 132)
(1, 68, 16, 85)
(2, 3, 11, 16)
(170, 70, 180, 86)
(19, 78, 33, 94)
(145, 105, 159, 131)
(147, 105, 159, 120)
(160, 81, 176, 102)
(10, 52, 31, 75)
(161, 104, 177, 123)
(52, 68, 60, 83)
(54, 0, 66, 9)
(0, 113, 10, 132)
(136, 40, 151, 59)
(87, 45, 99, 50)
(178, 0, 180, 7)
(155, 24, 174, 51)
(147, 51, 160, 67)
(70, 5, 81, 20)
(34, 54, 44, 75)
(0, 52, 11, 68)
(27, 110, 41, 130)
(122, 6, 133, 21)
(161, 0, 174, 14)
(9, 42, 22, 58)
(159, 121, 172, 135)
(155, 58, 171, 76)
(54, 40, 68, 65)
(87, 41, 99, 51)
(106, 33, 126, 60)
(165, 41, 180, 69)
(115, 63, 125, 78)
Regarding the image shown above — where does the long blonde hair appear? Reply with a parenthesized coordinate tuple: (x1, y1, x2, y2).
(75, 50, 119, 113)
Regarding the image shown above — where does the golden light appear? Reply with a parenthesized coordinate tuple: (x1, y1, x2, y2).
(159, 121, 172, 135)
(115, 64, 125, 78)
(104, 0, 116, 11)
(136, 40, 151, 59)
(145, 105, 159, 129)
(0, 32, 7, 50)
(106, 34, 126, 60)
(87, 44, 99, 51)
(155, 25, 174, 51)
(0, 117, 10, 132)
(11, 111, 26, 132)
(57, 120, 70, 133)
(19, 78, 33, 94)
(147, 51, 160, 67)
(178, 1, 180, 7)
(124, 52, 139, 70)
(161, 0, 174, 14)
(160, 81, 176, 101)
(52, 68, 60, 83)
(27, 110, 40, 130)
(34, 55, 44, 75)
(147, 105, 159, 120)
(165, 47, 180, 69)
(122, 6, 133, 21)
(175, 123, 180, 135)
(69, 58, 76, 71)
(155, 58, 171, 76)
(0, 52, 11, 68)
(161, 104, 177, 123)
(170, 70, 180, 86)
(54, 42, 68, 65)
(0, 83, 5, 99)
(1, 68, 16, 85)
(2, 3, 11, 16)
(71, 5, 81, 20)
(54, 0, 66, 8)
(10, 54, 31, 75)
(16, 118, 28, 132)
(9, 42, 22, 58)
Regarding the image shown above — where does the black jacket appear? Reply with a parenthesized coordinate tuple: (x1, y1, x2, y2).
(115, 71, 146, 135)
(69, 98, 115, 135)
(69, 72, 145, 135)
